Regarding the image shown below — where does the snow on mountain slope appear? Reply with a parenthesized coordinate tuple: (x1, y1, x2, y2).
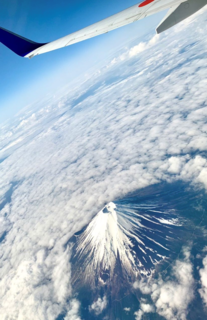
(71, 200, 182, 286)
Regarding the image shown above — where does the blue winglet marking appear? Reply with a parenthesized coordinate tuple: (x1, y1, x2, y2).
(0, 27, 46, 57)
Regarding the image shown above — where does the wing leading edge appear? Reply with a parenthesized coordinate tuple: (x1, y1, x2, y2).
(0, 0, 206, 58)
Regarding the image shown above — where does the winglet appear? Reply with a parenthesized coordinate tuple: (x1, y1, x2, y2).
(156, 0, 207, 34)
(0, 27, 46, 57)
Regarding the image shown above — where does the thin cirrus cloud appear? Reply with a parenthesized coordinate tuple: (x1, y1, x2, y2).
(0, 6, 207, 320)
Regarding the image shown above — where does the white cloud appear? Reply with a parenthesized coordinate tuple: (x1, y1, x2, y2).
(0, 6, 206, 320)
(124, 307, 130, 312)
(135, 303, 154, 320)
(198, 168, 207, 189)
(134, 247, 194, 320)
(108, 34, 160, 66)
(199, 256, 207, 306)
(89, 296, 107, 315)
(129, 35, 159, 58)
(64, 299, 82, 320)
(0, 248, 73, 320)
(154, 260, 194, 320)
(168, 157, 182, 174)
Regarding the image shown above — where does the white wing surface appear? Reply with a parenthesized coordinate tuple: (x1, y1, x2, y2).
(1, 0, 206, 58)
(25, 0, 185, 58)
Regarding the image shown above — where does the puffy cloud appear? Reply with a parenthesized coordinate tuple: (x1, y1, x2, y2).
(198, 168, 207, 189)
(64, 299, 82, 320)
(135, 303, 154, 320)
(154, 260, 194, 320)
(199, 256, 207, 306)
(0, 248, 72, 320)
(124, 307, 130, 312)
(89, 296, 107, 315)
(134, 247, 194, 320)
(129, 35, 159, 58)
(108, 34, 159, 66)
(168, 157, 182, 174)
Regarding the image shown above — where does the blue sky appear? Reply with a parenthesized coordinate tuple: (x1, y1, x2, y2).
(0, 0, 165, 122)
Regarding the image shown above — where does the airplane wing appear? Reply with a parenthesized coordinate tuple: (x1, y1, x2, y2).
(0, 0, 206, 58)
